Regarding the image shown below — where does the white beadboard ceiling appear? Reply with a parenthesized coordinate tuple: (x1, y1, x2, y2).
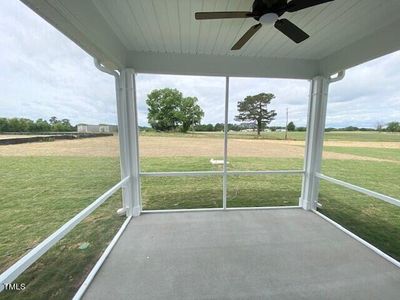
(20, 0, 400, 78)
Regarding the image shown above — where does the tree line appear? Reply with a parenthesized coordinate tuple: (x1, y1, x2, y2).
(0, 117, 75, 132)
(145, 88, 400, 134)
(146, 89, 277, 135)
(192, 123, 301, 132)
(285, 122, 400, 133)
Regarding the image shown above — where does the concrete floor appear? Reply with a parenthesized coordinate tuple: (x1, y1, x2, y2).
(84, 209, 400, 300)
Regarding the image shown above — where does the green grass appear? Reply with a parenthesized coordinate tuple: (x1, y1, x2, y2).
(140, 157, 304, 172)
(323, 131, 400, 142)
(0, 157, 124, 300)
(319, 182, 400, 262)
(322, 159, 400, 200)
(141, 175, 302, 210)
(0, 193, 124, 300)
(1, 150, 400, 298)
(140, 130, 400, 142)
(227, 175, 301, 207)
(0, 157, 122, 272)
(325, 146, 400, 161)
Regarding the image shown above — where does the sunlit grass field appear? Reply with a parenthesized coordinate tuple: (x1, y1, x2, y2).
(0, 131, 399, 299)
(141, 130, 400, 142)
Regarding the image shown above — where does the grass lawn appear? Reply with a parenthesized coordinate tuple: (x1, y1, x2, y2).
(0, 157, 124, 300)
(322, 159, 400, 200)
(141, 175, 302, 210)
(141, 130, 400, 142)
(1, 134, 399, 298)
(140, 157, 303, 172)
(323, 131, 400, 142)
(318, 182, 400, 262)
(324, 146, 400, 161)
(0, 193, 123, 300)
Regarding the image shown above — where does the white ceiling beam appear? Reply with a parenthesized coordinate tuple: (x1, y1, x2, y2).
(319, 18, 400, 76)
(126, 51, 320, 79)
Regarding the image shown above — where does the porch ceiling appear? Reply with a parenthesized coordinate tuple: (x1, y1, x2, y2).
(21, 0, 400, 78)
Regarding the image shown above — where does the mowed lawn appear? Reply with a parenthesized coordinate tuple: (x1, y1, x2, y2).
(142, 130, 400, 142)
(0, 157, 124, 300)
(0, 131, 399, 299)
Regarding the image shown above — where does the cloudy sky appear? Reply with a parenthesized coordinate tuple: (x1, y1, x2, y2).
(1, 1, 399, 128)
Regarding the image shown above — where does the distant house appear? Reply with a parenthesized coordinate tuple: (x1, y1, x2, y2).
(77, 124, 118, 133)
(240, 122, 257, 129)
(240, 129, 254, 132)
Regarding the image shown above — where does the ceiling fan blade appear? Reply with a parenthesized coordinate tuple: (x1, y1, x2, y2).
(231, 24, 262, 50)
(274, 19, 309, 43)
(195, 11, 253, 20)
(286, 0, 334, 12)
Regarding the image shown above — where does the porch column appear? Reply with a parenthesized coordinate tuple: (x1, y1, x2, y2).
(117, 69, 141, 217)
(300, 76, 330, 210)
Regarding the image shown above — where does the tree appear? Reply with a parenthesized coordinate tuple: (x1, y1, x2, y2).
(343, 126, 359, 131)
(287, 121, 296, 131)
(376, 121, 384, 133)
(387, 121, 400, 132)
(7, 118, 32, 132)
(0, 118, 8, 132)
(235, 93, 277, 135)
(34, 118, 51, 132)
(146, 88, 204, 132)
(49, 116, 58, 126)
(0, 117, 74, 132)
(178, 96, 204, 132)
(214, 123, 224, 132)
(296, 126, 306, 132)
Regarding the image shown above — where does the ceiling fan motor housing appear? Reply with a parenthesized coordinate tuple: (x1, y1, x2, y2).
(253, 0, 287, 21)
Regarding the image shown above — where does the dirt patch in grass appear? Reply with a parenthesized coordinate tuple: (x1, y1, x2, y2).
(0, 135, 46, 140)
(0, 135, 396, 162)
(314, 141, 398, 149)
(0, 136, 120, 157)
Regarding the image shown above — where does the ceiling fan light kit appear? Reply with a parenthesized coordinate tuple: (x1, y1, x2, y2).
(195, 0, 334, 50)
(259, 13, 279, 25)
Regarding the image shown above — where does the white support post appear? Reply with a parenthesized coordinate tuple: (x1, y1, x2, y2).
(300, 76, 330, 210)
(114, 71, 130, 215)
(223, 76, 229, 209)
(118, 69, 141, 217)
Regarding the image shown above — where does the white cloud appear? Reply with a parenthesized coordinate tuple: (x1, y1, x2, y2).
(0, 1, 399, 128)
(0, 1, 117, 125)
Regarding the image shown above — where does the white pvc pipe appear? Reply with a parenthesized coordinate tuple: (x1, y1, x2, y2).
(142, 206, 300, 214)
(312, 210, 400, 268)
(93, 59, 119, 77)
(0, 177, 129, 291)
(316, 173, 400, 208)
(228, 170, 304, 176)
(226, 206, 300, 211)
(139, 170, 304, 177)
(329, 70, 346, 83)
(72, 216, 133, 300)
(94, 59, 129, 213)
(223, 76, 229, 209)
(140, 171, 223, 177)
(142, 208, 224, 214)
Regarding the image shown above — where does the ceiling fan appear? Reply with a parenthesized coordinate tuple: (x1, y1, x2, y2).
(195, 0, 334, 50)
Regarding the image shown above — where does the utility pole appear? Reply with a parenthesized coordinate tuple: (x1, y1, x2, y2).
(192, 110, 195, 132)
(285, 107, 288, 140)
